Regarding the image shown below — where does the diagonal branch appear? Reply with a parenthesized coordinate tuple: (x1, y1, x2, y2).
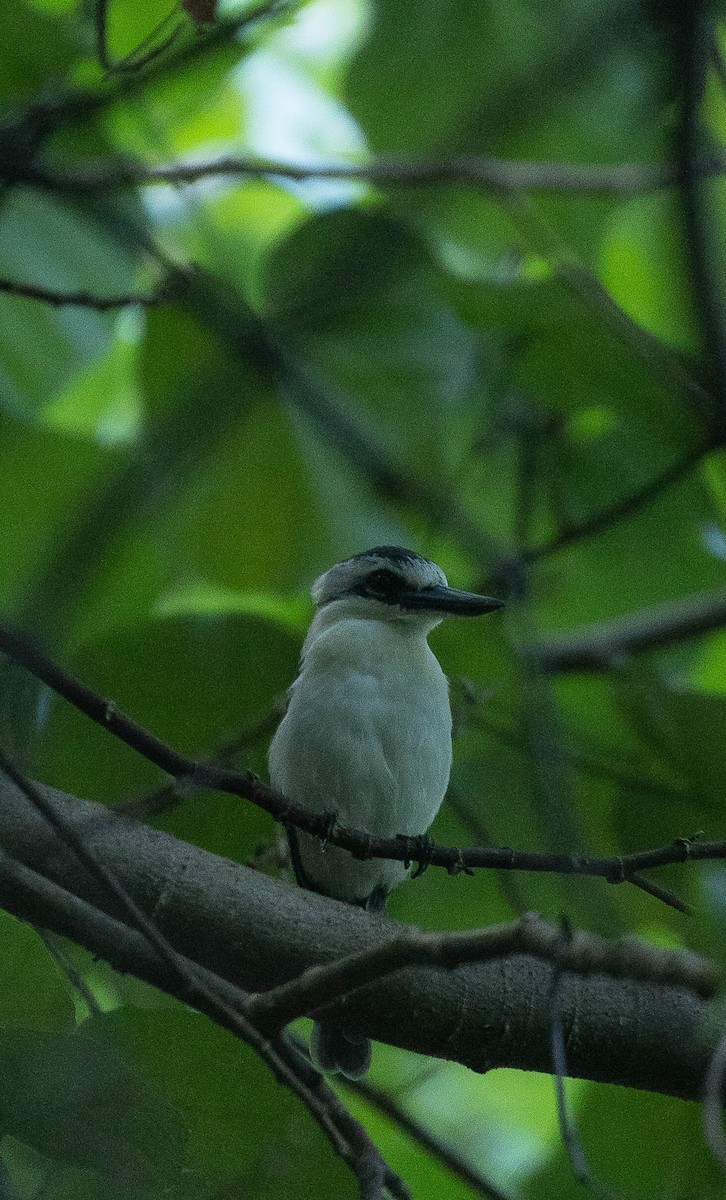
(0, 842, 408, 1199)
(341, 1068, 515, 1200)
(0, 748, 407, 1200)
(520, 434, 715, 566)
(0, 275, 167, 309)
(675, 3, 726, 440)
(527, 586, 726, 672)
(94, 0, 183, 75)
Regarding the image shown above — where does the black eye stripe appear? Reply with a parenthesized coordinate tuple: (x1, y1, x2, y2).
(357, 568, 403, 601)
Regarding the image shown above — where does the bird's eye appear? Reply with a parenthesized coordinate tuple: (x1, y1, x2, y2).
(365, 569, 400, 599)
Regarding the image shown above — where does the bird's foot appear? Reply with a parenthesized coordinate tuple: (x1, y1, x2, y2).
(396, 833, 434, 877)
(318, 810, 338, 852)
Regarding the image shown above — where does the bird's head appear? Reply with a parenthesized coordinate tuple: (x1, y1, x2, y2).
(311, 546, 504, 633)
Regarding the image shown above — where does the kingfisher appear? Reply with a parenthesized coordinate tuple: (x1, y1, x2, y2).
(268, 546, 503, 1077)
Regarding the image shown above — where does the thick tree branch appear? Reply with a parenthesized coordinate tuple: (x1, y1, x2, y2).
(528, 587, 726, 672)
(0, 775, 721, 1103)
(0, 846, 408, 1200)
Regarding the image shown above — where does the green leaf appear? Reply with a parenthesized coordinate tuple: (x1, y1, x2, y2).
(0, 0, 80, 106)
(600, 191, 699, 352)
(0, 913, 76, 1030)
(0, 1025, 188, 1193)
(95, 1008, 355, 1198)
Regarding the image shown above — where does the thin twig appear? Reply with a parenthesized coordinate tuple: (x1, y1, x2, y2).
(6, 0, 303, 155)
(23, 151, 726, 197)
(0, 623, 724, 892)
(462, 711, 687, 912)
(470, 706, 686, 803)
(446, 785, 529, 915)
(521, 436, 714, 566)
(549, 926, 597, 1190)
(118, 705, 282, 821)
(35, 928, 103, 1016)
(0, 276, 166, 310)
(94, 0, 183, 75)
(342, 1069, 517, 1200)
(711, 21, 726, 93)
(549, 922, 625, 1199)
(626, 872, 687, 912)
(93, 0, 112, 72)
(527, 587, 726, 673)
(676, 3, 726, 439)
(504, 190, 714, 422)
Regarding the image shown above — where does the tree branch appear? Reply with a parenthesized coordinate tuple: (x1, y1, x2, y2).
(1, 622, 725, 889)
(20, 151, 726, 197)
(0, 763, 408, 1200)
(527, 586, 726, 672)
(0, 775, 721, 1104)
(341, 1068, 515, 1200)
(246, 912, 717, 1033)
(0, 275, 167, 310)
(675, 3, 726, 440)
(94, 0, 183, 75)
(520, 435, 715, 566)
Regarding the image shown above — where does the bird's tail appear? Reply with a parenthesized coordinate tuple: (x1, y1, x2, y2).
(310, 1021, 371, 1080)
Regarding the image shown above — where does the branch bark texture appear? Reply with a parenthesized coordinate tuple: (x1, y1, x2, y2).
(0, 774, 719, 1105)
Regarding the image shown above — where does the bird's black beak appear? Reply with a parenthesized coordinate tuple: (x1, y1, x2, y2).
(402, 585, 504, 616)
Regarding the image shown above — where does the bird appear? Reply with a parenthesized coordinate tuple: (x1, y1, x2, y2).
(268, 546, 503, 1078)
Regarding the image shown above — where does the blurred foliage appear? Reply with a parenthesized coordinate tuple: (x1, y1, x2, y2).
(0, 0, 725, 1196)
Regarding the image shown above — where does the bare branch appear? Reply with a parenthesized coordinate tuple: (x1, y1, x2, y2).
(94, 0, 183, 75)
(0, 846, 408, 1199)
(527, 587, 726, 673)
(625, 873, 688, 912)
(548, 933, 600, 1193)
(0, 275, 167, 310)
(0, 623, 725, 891)
(119, 705, 283, 821)
(467, 704, 686, 803)
(520, 435, 714, 566)
(0, 775, 721, 1103)
(246, 913, 718, 1033)
(675, 3, 726, 440)
(23, 151, 726, 197)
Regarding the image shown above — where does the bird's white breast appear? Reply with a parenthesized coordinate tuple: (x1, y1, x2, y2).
(268, 616, 452, 903)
